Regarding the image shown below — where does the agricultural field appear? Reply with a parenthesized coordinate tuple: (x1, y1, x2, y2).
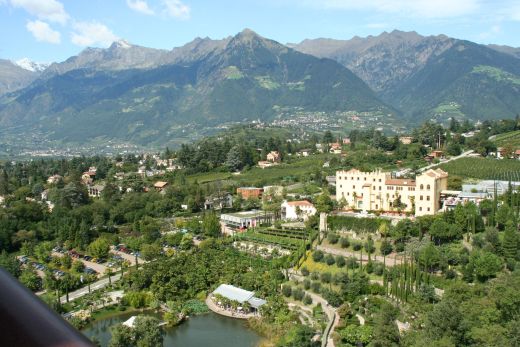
(437, 157, 520, 180)
(187, 155, 329, 187)
(493, 130, 520, 148)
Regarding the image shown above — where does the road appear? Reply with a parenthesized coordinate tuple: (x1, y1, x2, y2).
(60, 272, 122, 303)
(419, 150, 474, 172)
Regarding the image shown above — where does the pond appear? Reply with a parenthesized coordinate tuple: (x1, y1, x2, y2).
(82, 311, 263, 347)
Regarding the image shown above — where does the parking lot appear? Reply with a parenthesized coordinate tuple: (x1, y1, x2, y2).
(110, 246, 143, 266)
(51, 251, 108, 277)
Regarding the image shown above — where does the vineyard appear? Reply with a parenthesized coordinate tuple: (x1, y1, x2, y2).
(493, 130, 520, 148)
(236, 227, 314, 251)
(437, 157, 520, 180)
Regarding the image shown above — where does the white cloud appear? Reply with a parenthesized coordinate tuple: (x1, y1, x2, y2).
(127, 0, 154, 15)
(10, 0, 69, 24)
(365, 22, 388, 29)
(479, 24, 501, 40)
(303, 0, 479, 19)
(26, 20, 61, 44)
(510, 4, 520, 21)
(162, 0, 190, 19)
(71, 21, 118, 47)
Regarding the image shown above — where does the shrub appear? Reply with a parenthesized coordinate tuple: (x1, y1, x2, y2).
(506, 258, 516, 272)
(301, 266, 309, 276)
(303, 279, 311, 290)
(352, 242, 362, 251)
(365, 261, 374, 274)
(364, 236, 375, 254)
(339, 237, 350, 249)
(312, 250, 324, 262)
(310, 272, 320, 280)
(373, 263, 385, 276)
(320, 272, 332, 283)
(303, 294, 313, 305)
(327, 233, 339, 244)
(395, 242, 405, 252)
(337, 304, 352, 318)
(282, 284, 292, 297)
(292, 287, 305, 301)
(380, 240, 393, 255)
(444, 268, 457, 279)
(336, 256, 346, 268)
(333, 272, 349, 285)
(368, 283, 385, 295)
(346, 257, 359, 269)
(321, 288, 343, 307)
(325, 254, 335, 265)
(311, 281, 321, 293)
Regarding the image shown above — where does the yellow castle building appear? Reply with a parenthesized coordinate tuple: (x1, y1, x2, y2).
(335, 168, 448, 216)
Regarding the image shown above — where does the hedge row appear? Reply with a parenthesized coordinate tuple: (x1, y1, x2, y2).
(328, 215, 385, 233)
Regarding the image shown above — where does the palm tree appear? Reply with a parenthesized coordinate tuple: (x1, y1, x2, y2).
(105, 267, 113, 286)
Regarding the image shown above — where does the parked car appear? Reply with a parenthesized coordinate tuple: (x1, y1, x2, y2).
(84, 267, 97, 275)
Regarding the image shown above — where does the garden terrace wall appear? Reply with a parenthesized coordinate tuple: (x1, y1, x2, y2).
(327, 216, 384, 233)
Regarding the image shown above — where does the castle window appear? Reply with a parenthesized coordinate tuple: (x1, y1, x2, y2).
(427, 184, 431, 190)
(420, 184, 424, 190)
(427, 196, 430, 201)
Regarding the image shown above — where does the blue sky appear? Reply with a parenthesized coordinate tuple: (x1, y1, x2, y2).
(1, 0, 520, 63)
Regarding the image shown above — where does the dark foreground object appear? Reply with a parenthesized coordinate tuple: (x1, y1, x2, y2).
(0, 268, 93, 347)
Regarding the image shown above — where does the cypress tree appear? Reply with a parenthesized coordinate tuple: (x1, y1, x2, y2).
(502, 221, 519, 260)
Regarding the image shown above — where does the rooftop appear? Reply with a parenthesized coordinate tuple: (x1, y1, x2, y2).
(286, 200, 314, 207)
(212, 284, 266, 309)
(213, 284, 254, 303)
(386, 178, 416, 186)
(221, 210, 271, 218)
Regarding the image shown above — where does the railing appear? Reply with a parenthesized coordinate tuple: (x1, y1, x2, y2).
(0, 268, 93, 347)
(322, 311, 336, 347)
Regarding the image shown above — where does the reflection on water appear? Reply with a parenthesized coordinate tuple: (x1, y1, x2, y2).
(82, 311, 262, 347)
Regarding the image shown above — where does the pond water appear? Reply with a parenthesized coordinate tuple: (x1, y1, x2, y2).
(82, 311, 263, 347)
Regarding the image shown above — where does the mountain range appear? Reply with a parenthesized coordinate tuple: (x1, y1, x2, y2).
(290, 30, 520, 122)
(0, 29, 519, 149)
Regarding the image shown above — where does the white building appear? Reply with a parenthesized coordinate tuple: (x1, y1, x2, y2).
(335, 168, 448, 216)
(281, 200, 317, 220)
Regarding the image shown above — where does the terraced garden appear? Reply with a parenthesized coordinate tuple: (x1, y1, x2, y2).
(236, 227, 315, 251)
